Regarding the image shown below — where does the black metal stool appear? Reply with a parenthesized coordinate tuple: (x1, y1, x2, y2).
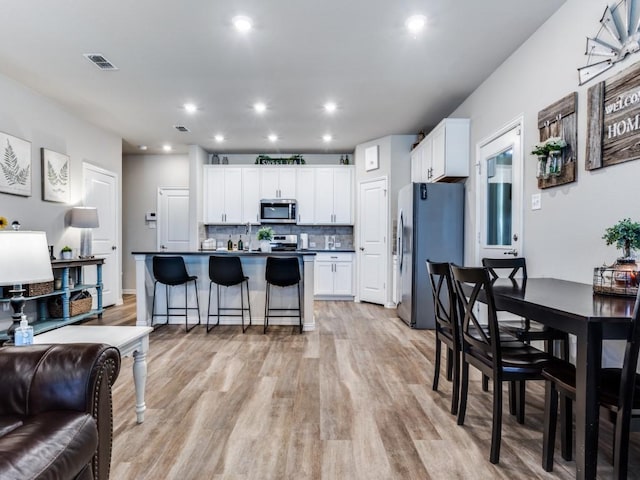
(151, 256, 201, 332)
(207, 255, 251, 333)
(264, 256, 302, 334)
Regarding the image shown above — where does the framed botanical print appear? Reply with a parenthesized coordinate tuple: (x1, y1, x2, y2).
(41, 148, 70, 203)
(0, 131, 31, 197)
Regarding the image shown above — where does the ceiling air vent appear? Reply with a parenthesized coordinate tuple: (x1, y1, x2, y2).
(174, 125, 190, 132)
(83, 53, 118, 70)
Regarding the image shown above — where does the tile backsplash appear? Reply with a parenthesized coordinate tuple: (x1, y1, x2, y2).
(202, 224, 353, 250)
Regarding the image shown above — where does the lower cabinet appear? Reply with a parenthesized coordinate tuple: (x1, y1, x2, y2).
(314, 252, 354, 300)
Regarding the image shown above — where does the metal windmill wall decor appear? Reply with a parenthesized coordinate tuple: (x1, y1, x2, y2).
(579, 0, 640, 85)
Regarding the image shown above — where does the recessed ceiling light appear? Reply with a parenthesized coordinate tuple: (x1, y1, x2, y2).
(162, 144, 172, 152)
(254, 102, 267, 113)
(233, 15, 253, 33)
(214, 134, 225, 142)
(405, 14, 427, 35)
(138, 145, 148, 151)
(324, 102, 337, 113)
(183, 103, 197, 114)
(268, 134, 278, 142)
(322, 134, 333, 142)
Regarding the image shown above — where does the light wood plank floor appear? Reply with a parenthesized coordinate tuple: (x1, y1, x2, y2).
(87, 296, 640, 479)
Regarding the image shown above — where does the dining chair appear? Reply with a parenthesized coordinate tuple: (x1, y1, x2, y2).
(206, 255, 252, 333)
(264, 256, 302, 334)
(426, 260, 461, 415)
(450, 264, 554, 464)
(482, 257, 570, 422)
(542, 287, 640, 478)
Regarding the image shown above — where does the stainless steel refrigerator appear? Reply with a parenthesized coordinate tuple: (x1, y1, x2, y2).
(397, 182, 464, 329)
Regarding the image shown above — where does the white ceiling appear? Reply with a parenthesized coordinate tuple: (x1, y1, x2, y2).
(0, 0, 565, 155)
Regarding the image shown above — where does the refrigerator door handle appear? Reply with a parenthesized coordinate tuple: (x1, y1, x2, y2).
(398, 210, 404, 273)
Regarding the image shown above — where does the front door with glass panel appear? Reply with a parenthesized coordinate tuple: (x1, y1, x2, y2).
(476, 121, 523, 262)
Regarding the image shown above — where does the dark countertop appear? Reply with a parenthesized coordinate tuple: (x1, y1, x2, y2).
(132, 250, 316, 256)
(306, 249, 355, 253)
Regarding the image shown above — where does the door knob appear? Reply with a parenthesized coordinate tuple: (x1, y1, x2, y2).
(359, 247, 365, 251)
(504, 249, 518, 256)
(112, 246, 117, 250)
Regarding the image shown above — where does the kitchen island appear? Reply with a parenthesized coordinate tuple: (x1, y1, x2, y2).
(132, 251, 316, 331)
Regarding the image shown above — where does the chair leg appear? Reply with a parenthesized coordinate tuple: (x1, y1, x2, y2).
(240, 281, 245, 333)
(561, 334, 570, 361)
(489, 378, 503, 464)
(613, 407, 632, 480)
(263, 283, 270, 334)
(246, 279, 252, 328)
(151, 281, 158, 327)
(297, 282, 302, 333)
(509, 381, 517, 416)
(450, 346, 460, 416)
(433, 337, 441, 391)
(206, 282, 216, 332)
(516, 380, 526, 425)
(184, 279, 200, 333)
(457, 360, 469, 426)
(482, 374, 489, 392)
(560, 393, 573, 461)
(542, 380, 558, 472)
(184, 283, 188, 332)
(446, 347, 453, 381)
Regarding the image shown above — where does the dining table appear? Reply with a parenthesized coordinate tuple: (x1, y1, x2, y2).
(487, 277, 635, 480)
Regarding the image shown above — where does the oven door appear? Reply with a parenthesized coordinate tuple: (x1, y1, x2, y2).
(260, 200, 296, 223)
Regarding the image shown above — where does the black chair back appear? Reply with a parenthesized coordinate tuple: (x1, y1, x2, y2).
(482, 257, 527, 281)
(265, 257, 300, 287)
(450, 264, 501, 367)
(153, 256, 191, 285)
(426, 260, 459, 340)
(209, 256, 245, 286)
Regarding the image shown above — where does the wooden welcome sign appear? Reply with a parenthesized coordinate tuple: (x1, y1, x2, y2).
(587, 61, 640, 170)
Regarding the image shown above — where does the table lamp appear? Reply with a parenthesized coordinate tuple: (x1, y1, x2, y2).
(0, 231, 54, 343)
(70, 207, 99, 258)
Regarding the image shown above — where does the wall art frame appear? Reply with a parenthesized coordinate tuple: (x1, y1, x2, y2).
(0, 131, 31, 197)
(41, 148, 70, 203)
(586, 60, 640, 170)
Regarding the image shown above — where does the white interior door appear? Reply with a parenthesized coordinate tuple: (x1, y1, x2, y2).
(158, 187, 190, 251)
(476, 119, 524, 263)
(83, 163, 119, 307)
(358, 177, 388, 304)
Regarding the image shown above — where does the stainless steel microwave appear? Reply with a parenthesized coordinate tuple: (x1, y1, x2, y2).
(260, 199, 297, 224)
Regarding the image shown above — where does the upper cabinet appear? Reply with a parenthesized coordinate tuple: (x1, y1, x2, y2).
(203, 166, 243, 224)
(203, 165, 354, 225)
(411, 118, 469, 183)
(260, 168, 296, 199)
(314, 167, 353, 225)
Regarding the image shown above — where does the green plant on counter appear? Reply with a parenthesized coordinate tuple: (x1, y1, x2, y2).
(603, 218, 640, 259)
(61, 245, 72, 252)
(257, 226, 274, 241)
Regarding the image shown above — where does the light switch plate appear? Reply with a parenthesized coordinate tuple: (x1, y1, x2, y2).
(531, 193, 541, 210)
(310, 242, 316, 248)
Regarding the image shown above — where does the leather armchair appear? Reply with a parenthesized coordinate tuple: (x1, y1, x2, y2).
(0, 343, 121, 480)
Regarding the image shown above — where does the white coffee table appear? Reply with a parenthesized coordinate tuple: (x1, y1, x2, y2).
(34, 325, 153, 424)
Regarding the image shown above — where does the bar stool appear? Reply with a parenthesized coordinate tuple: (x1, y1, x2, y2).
(207, 255, 251, 333)
(151, 256, 201, 332)
(264, 256, 302, 334)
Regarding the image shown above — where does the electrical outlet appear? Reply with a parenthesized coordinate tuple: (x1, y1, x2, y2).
(335, 242, 341, 248)
(2, 302, 9, 311)
(531, 193, 541, 210)
(310, 242, 316, 248)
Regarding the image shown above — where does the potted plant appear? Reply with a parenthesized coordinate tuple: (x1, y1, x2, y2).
(531, 142, 550, 179)
(257, 226, 274, 253)
(603, 218, 640, 261)
(545, 136, 567, 177)
(61, 246, 73, 260)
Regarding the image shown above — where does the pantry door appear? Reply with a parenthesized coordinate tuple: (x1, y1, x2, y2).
(157, 187, 190, 251)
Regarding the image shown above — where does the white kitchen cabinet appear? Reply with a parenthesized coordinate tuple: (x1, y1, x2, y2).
(260, 167, 296, 199)
(242, 167, 261, 224)
(296, 168, 315, 224)
(314, 167, 353, 225)
(410, 118, 469, 183)
(203, 166, 242, 224)
(314, 252, 354, 299)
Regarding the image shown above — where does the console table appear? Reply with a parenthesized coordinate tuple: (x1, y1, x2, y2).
(0, 258, 104, 340)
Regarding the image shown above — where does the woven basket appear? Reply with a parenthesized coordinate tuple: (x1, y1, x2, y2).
(25, 281, 54, 297)
(48, 295, 93, 318)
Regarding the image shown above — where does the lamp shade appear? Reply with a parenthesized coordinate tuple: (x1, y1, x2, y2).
(0, 231, 54, 286)
(70, 207, 99, 228)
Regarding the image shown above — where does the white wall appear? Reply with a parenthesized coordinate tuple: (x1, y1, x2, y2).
(209, 153, 351, 165)
(122, 153, 189, 290)
(0, 72, 121, 324)
(452, 0, 638, 282)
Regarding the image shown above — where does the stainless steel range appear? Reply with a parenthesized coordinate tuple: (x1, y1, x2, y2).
(270, 234, 298, 251)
